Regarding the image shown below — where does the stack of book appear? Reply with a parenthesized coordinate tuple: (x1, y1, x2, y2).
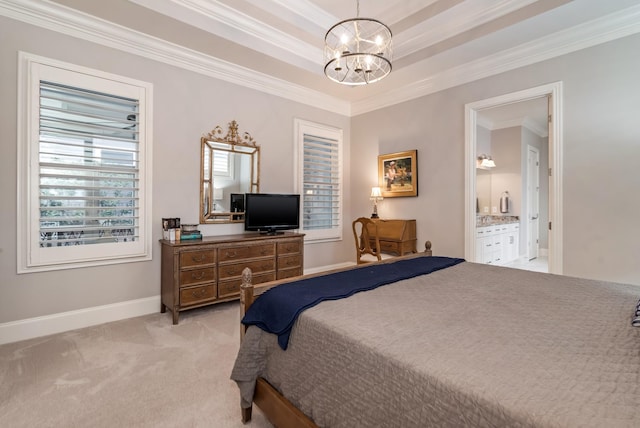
(180, 228, 202, 241)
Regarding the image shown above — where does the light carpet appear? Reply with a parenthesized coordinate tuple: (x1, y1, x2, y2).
(0, 302, 272, 428)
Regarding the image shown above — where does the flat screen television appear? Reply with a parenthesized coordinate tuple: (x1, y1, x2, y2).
(244, 193, 300, 235)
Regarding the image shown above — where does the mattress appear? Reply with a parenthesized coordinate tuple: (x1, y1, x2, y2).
(232, 261, 640, 427)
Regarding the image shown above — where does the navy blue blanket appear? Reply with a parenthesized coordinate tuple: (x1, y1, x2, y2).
(242, 256, 465, 350)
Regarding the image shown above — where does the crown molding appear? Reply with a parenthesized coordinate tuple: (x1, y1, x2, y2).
(352, 3, 640, 116)
(0, 0, 350, 116)
(132, 0, 323, 71)
(474, 116, 548, 138)
(476, 115, 493, 130)
(2, 0, 640, 118)
(521, 117, 548, 138)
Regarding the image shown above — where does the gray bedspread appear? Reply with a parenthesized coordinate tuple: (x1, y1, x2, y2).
(231, 261, 640, 427)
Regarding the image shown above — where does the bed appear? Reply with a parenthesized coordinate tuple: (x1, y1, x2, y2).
(231, 249, 640, 427)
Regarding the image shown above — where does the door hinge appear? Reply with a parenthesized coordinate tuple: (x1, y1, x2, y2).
(548, 222, 552, 230)
(549, 167, 552, 176)
(548, 114, 552, 123)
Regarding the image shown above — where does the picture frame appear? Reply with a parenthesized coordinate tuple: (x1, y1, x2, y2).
(378, 150, 418, 197)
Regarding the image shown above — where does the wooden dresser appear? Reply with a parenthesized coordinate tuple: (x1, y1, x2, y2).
(160, 232, 304, 324)
(368, 219, 417, 256)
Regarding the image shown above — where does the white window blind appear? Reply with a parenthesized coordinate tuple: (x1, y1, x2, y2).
(18, 53, 153, 272)
(303, 135, 340, 230)
(39, 81, 140, 247)
(295, 119, 343, 242)
(213, 150, 229, 175)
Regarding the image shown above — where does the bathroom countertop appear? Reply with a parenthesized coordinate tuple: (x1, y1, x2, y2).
(476, 216, 520, 227)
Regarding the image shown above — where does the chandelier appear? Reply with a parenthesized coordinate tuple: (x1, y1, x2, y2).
(323, 0, 393, 86)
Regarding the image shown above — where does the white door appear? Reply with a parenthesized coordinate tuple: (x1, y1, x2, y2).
(527, 146, 540, 260)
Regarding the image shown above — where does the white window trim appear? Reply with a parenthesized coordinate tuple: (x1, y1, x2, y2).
(17, 52, 153, 273)
(293, 118, 343, 243)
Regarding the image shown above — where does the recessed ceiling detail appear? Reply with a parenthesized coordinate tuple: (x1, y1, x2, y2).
(2, 0, 640, 115)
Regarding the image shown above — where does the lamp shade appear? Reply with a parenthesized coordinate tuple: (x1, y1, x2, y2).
(213, 187, 223, 201)
(370, 186, 383, 199)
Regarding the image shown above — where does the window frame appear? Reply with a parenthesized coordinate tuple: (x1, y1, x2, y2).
(17, 52, 153, 273)
(293, 118, 343, 243)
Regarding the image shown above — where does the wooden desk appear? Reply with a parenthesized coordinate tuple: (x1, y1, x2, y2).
(368, 219, 417, 256)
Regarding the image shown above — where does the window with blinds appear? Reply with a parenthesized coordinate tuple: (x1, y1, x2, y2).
(18, 53, 152, 272)
(295, 119, 343, 242)
(213, 149, 233, 178)
(39, 81, 140, 247)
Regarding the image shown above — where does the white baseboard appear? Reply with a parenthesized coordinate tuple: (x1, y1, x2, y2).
(0, 296, 160, 345)
(0, 262, 358, 345)
(304, 262, 355, 275)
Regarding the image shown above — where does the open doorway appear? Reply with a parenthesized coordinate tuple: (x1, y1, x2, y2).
(474, 101, 548, 272)
(464, 82, 563, 275)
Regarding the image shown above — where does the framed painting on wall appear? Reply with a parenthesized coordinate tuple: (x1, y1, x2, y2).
(378, 150, 418, 197)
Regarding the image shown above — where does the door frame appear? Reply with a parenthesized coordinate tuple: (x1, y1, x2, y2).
(526, 145, 540, 260)
(464, 82, 563, 274)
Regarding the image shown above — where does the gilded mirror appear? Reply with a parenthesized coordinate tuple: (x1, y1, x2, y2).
(200, 121, 260, 223)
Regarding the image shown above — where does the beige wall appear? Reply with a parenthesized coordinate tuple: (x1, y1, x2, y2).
(2, 13, 640, 329)
(0, 16, 351, 324)
(352, 33, 640, 285)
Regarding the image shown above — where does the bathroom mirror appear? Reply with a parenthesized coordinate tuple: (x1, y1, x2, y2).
(476, 168, 491, 215)
(200, 120, 260, 223)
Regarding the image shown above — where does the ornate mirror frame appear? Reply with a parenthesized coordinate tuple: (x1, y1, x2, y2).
(200, 120, 260, 224)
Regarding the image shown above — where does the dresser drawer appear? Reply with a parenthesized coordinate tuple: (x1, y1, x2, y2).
(218, 272, 276, 298)
(379, 240, 400, 254)
(161, 233, 304, 325)
(179, 267, 216, 286)
(277, 267, 302, 280)
(218, 244, 275, 262)
(278, 254, 301, 270)
(218, 259, 276, 280)
(180, 250, 215, 268)
(180, 284, 216, 306)
(278, 240, 301, 255)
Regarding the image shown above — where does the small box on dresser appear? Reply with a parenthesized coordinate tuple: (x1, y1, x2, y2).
(160, 232, 304, 324)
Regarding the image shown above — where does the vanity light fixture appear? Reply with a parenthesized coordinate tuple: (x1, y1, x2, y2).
(370, 186, 383, 218)
(478, 154, 496, 169)
(324, 0, 392, 85)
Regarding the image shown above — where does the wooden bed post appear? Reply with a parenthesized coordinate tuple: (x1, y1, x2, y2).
(424, 240, 432, 256)
(239, 267, 254, 423)
(240, 267, 254, 341)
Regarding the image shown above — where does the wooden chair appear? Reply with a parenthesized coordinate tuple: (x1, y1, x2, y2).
(352, 217, 391, 264)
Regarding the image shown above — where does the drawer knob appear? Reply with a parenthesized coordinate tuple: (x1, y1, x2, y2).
(191, 271, 206, 280)
(191, 254, 205, 262)
(226, 268, 239, 275)
(225, 250, 237, 258)
(192, 288, 207, 297)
